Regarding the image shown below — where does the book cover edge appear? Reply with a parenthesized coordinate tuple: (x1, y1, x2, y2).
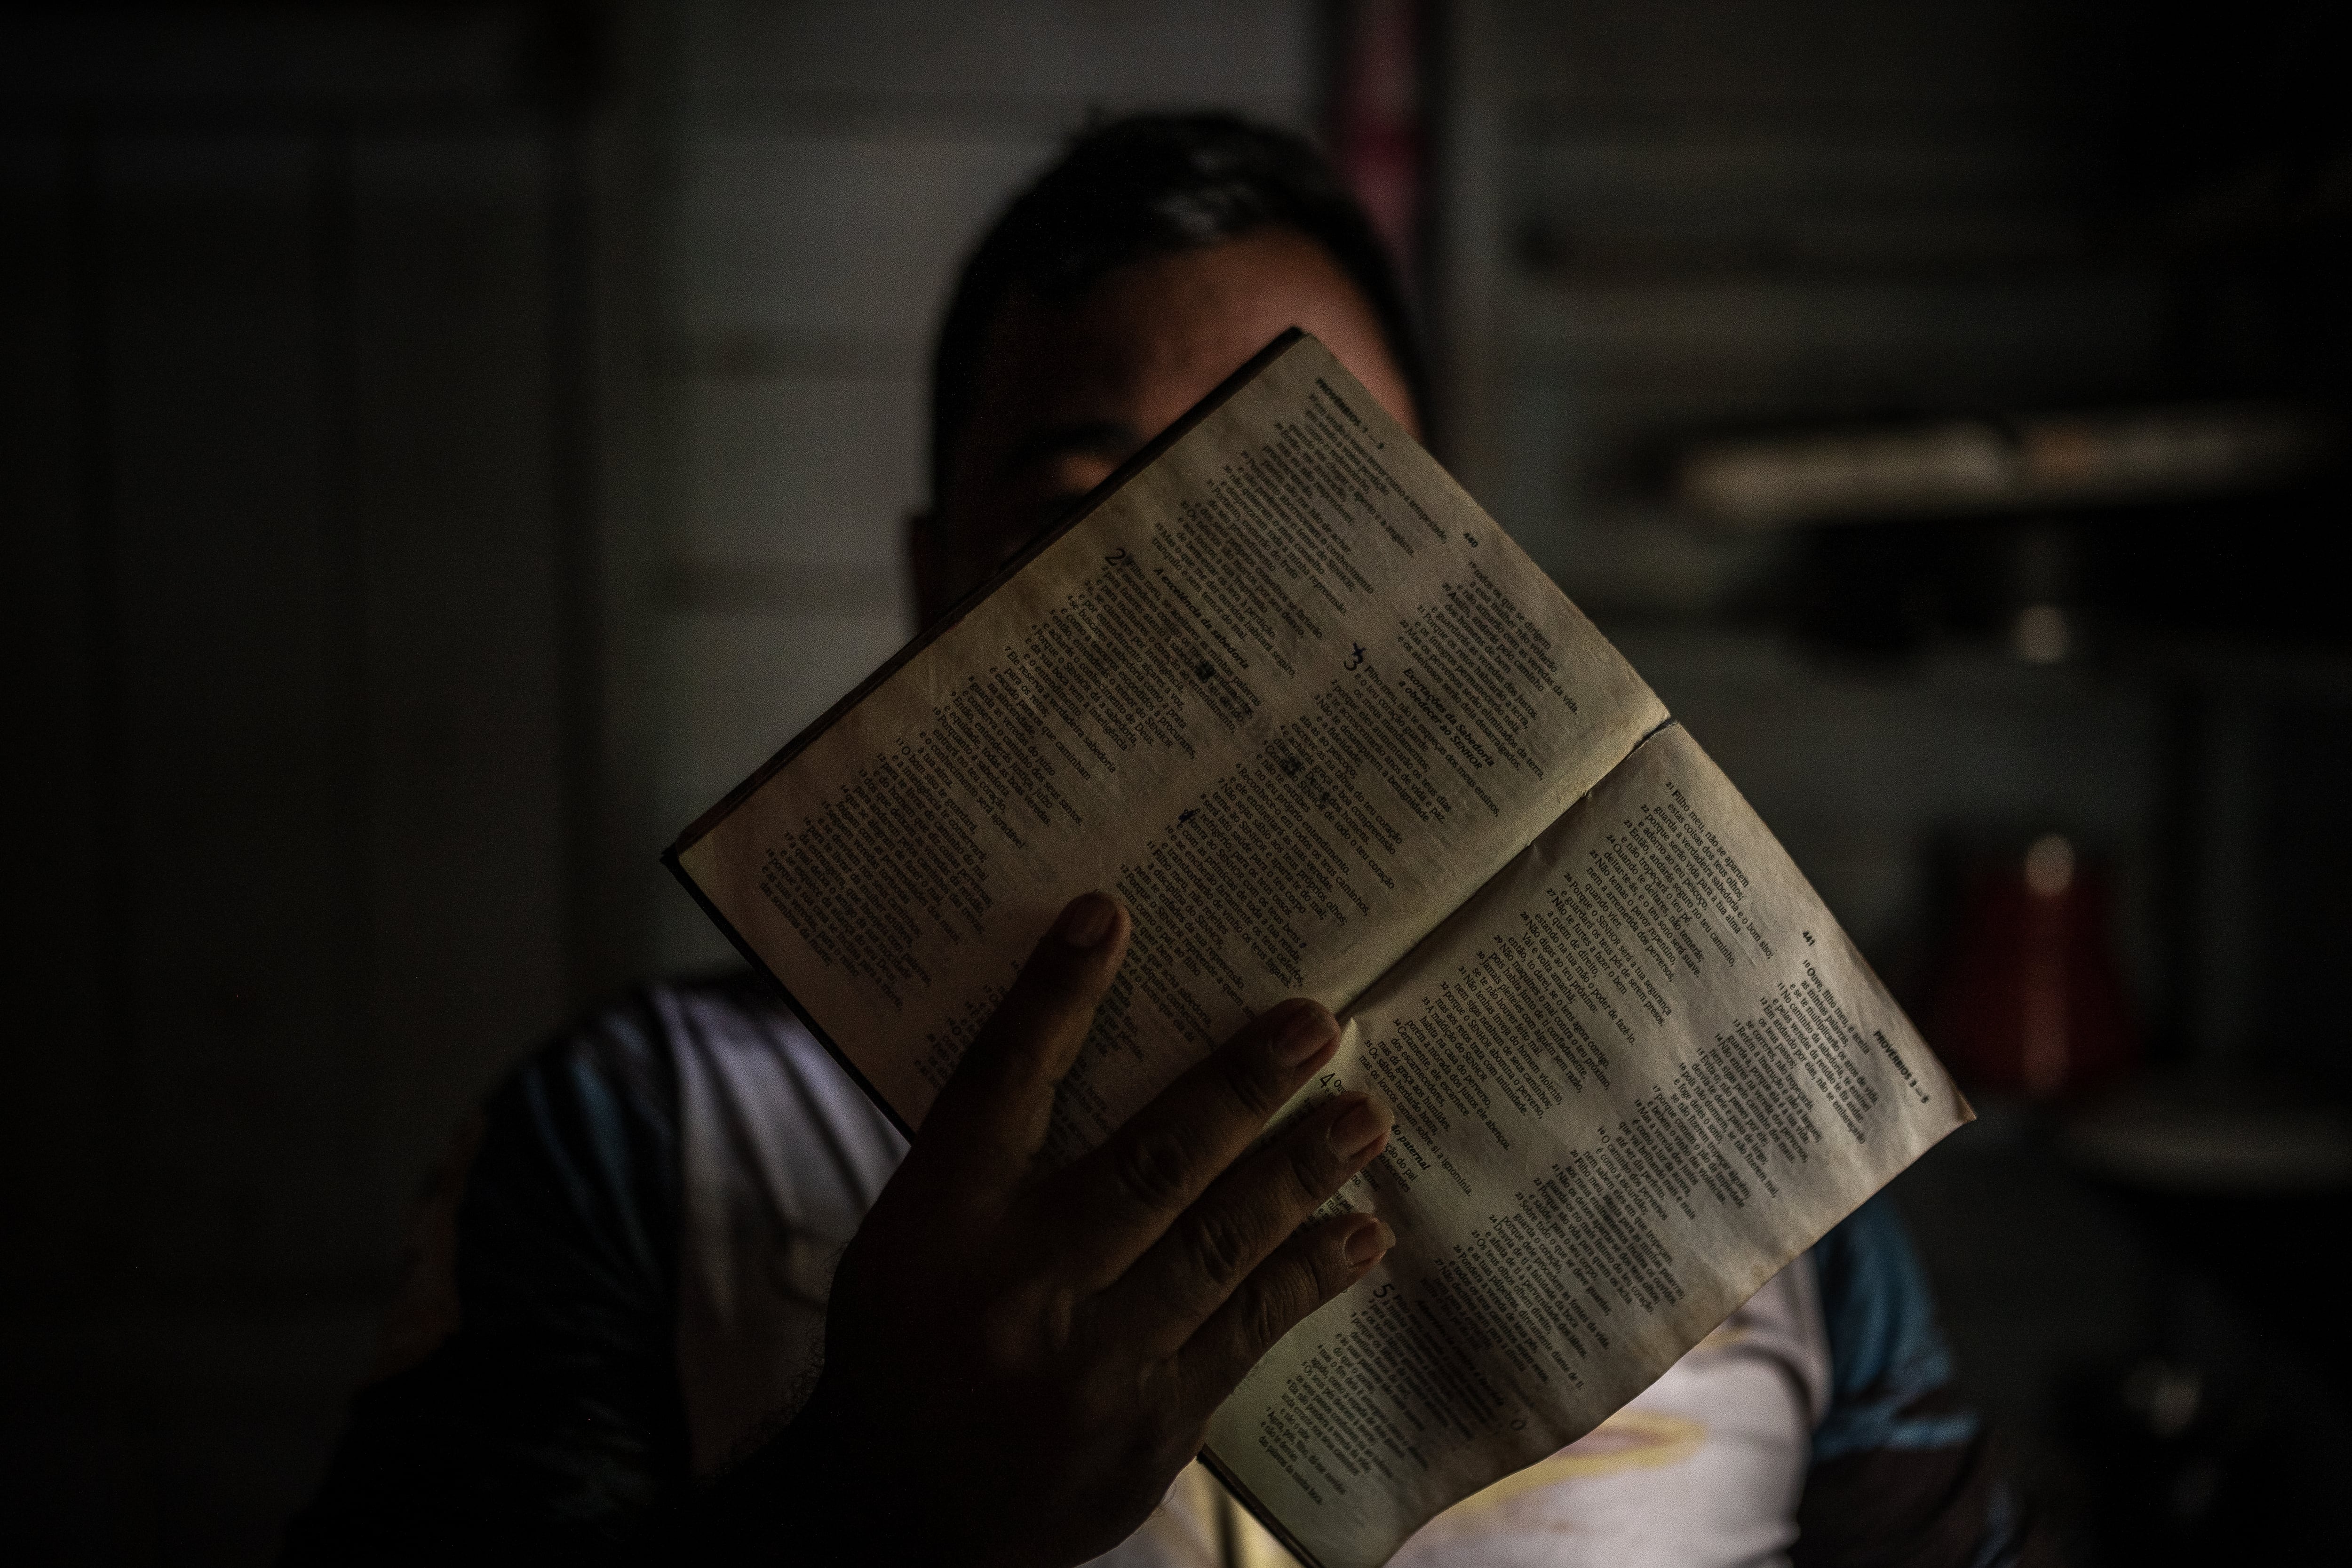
(659, 842, 923, 1146)
(1199, 1443, 1331, 1568)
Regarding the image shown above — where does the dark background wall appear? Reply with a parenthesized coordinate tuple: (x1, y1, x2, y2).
(0, 7, 662, 1558)
(0, 4, 1315, 1557)
(2, 2, 2343, 1562)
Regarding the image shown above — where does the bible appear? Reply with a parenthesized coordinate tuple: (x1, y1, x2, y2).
(666, 330, 1968, 1568)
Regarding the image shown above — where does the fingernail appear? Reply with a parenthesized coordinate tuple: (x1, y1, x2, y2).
(1327, 1092, 1393, 1160)
(1345, 1218, 1396, 1266)
(1272, 1002, 1338, 1068)
(1056, 893, 1117, 949)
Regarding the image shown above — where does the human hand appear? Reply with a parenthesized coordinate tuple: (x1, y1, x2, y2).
(710, 891, 1393, 1566)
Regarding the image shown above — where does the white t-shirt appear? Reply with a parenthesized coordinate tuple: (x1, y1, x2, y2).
(673, 1006, 1831, 1568)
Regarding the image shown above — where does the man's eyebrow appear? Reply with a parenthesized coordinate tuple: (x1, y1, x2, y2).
(996, 419, 1143, 478)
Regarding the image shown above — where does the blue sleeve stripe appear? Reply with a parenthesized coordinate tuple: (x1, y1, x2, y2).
(1811, 1192, 1981, 1462)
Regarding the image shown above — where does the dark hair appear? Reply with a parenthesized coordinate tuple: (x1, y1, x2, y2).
(929, 112, 1429, 507)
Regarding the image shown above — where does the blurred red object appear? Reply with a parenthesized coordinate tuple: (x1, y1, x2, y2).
(1329, 0, 1427, 293)
(1930, 834, 2138, 1099)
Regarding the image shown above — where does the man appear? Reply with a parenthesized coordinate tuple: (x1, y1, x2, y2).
(287, 115, 2046, 1567)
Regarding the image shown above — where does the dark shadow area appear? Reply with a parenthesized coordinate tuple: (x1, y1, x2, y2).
(4, 0, 2344, 1560)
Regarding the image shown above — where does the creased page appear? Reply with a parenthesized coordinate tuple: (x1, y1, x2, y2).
(674, 334, 1666, 1152)
(1207, 723, 1967, 1568)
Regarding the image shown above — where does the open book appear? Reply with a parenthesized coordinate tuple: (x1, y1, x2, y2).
(667, 331, 1968, 1568)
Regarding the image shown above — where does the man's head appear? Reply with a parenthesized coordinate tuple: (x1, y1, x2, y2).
(912, 113, 1429, 626)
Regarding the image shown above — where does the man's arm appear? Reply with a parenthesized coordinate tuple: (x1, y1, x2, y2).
(291, 895, 1395, 1567)
(1796, 1194, 2059, 1568)
(283, 1000, 689, 1563)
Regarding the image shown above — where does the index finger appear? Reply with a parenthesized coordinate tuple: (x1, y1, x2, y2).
(1040, 998, 1341, 1288)
(910, 892, 1130, 1199)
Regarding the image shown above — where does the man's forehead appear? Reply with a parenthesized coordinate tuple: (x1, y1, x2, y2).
(961, 231, 1414, 475)
(976, 282, 1259, 433)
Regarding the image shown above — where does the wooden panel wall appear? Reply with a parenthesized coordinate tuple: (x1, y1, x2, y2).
(0, 9, 636, 1558)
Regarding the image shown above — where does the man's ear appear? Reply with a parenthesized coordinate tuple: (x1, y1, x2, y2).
(905, 509, 950, 632)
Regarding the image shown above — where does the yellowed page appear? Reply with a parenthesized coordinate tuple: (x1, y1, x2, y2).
(674, 334, 1665, 1156)
(1205, 723, 1968, 1568)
